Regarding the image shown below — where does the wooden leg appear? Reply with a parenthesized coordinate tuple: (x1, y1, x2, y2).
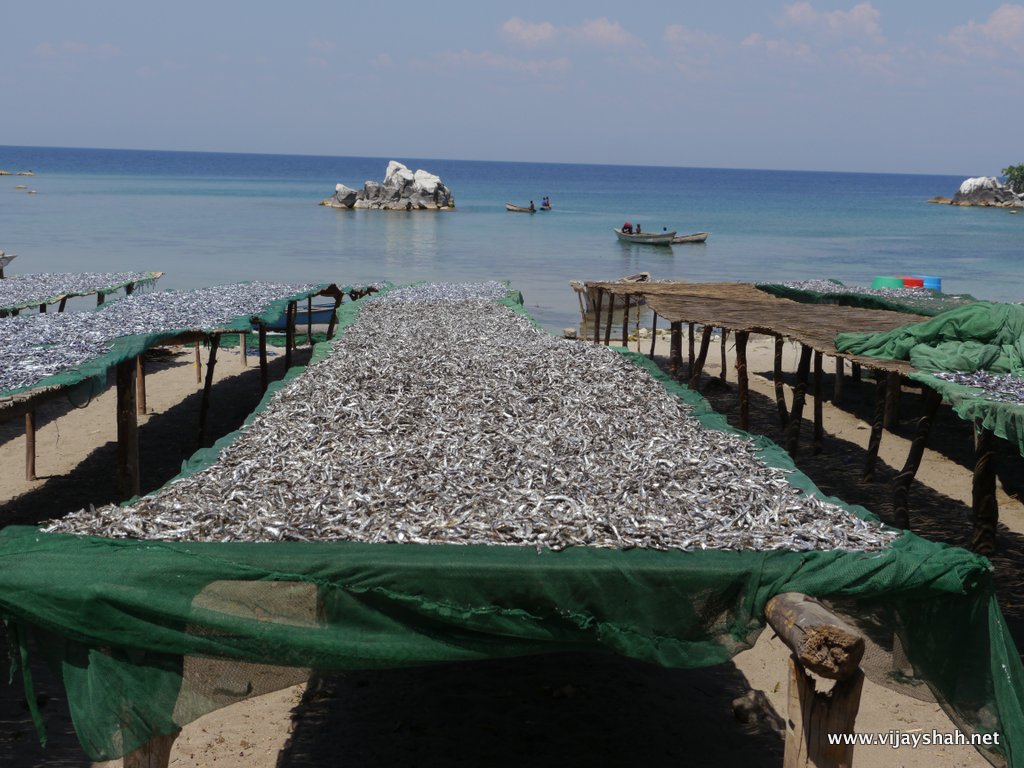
(813, 351, 823, 455)
(136, 355, 147, 416)
(592, 290, 604, 344)
(307, 296, 314, 346)
(719, 328, 729, 382)
(775, 337, 788, 429)
(892, 388, 942, 529)
(834, 357, 845, 404)
(648, 312, 658, 359)
(123, 730, 181, 768)
(25, 411, 37, 481)
(603, 292, 614, 346)
(669, 322, 682, 377)
(285, 301, 296, 369)
(194, 342, 202, 385)
(971, 425, 999, 555)
(198, 334, 221, 446)
(785, 659, 864, 768)
(735, 331, 750, 431)
(688, 326, 714, 390)
(240, 332, 247, 367)
(687, 323, 695, 378)
(785, 345, 813, 455)
(116, 359, 139, 500)
(884, 372, 902, 431)
(259, 323, 269, 393)
(620, 295, 630, 347)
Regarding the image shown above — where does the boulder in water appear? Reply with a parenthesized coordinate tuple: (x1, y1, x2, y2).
(949, 176, 1024, 207)
(320, 161, 455, 210)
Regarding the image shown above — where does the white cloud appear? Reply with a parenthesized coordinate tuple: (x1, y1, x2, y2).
(946, 4, 1024, 56)
(742, 33, 814, 60)
(782, 2, 883, 42)
(435, 50, 570, 76)
(573, 17, 637, 48)
(502, 17, 556, 47)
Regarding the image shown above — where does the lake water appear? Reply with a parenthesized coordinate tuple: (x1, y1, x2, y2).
(2, 145, 1019, 332)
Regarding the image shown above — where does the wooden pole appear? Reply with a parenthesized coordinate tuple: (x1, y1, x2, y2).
(307, 295, 314, 346)
(115, 359, 140, 501)
(735, 331, 750, 431)
(784, 345, 813, 455)
(892, 388, 942, 530)
(39, 302, 46, 313)
(25, 411, 37, 481)
(96, 292, 105, 307)
(813, 351, 823, 455)
(125, 282, 135, 296)
(135, 355, 147, 416)
(648, 312, 658, 359)
(326, 292, 343, 340)
(194, 342, 202, 385)
(284, 301, 296, 369)
(258, 323, 269, 393)
(774, 336, 788, 428)
(719, 328, 729, 382)
(58, 297, 67, 312)
(592, 290, 603, 344)
(863, 377, 887, 481)
(688, 326, 714, 390)
(198, 334, 220, 446)
(669, 321, 682, 377)
(851, 362, 862, 382)
(239, 331, 247, 367)
(687, 323, 695, 378)
(765, 593, 865, 679)
(603, 292, 614, 347)
(971, 424, 999, 555)
(621, 294, 630, 347)
(884, 372, 902, 431)
(123, 730, 181, 768)
(834, 357, 845, 404)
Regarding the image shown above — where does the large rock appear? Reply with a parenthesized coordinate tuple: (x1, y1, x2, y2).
(949, 176, 1024, 207)
(320, 161, 455, 210)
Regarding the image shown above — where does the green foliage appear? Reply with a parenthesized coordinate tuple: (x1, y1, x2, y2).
(1001, 164, 1024, 193)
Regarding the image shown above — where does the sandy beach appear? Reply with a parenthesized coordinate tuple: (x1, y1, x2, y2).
(1, 330, 1021, 767)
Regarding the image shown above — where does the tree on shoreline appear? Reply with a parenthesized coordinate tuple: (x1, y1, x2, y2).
(1002, 164, 1024, 193)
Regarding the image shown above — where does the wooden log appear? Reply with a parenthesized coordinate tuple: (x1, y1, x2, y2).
(621, 294, 630, 347)
(194, 342, 202, 385)
(603, 292, 614, 346)
(648, 311, 658, 359)
(813, 351, 823, 455)
(834, 357, 845, 404)
(25, 411, 37, 481)
(258, 323, 269, 393)
(592, 290, 603, 344)
(884, 372, 902, 430)
(784, 658, 864, 768)
(135, 355, 147, 416)
(785, 345, 813, 455)
(326, 291, 343, 340)
(123, 730, 181, 768)
(719, 328, 729, 382)
(239, 331, 247, 367)
(669, 321, 682, 377)
(765, 592, 865, 680)
(863, 377, 887, 481)
(688, 326, 714, 390)
(774, 336, 788, 428)
(971, 425, 999, 555)
(735, 331, 750, 431)
(115, 359, 140, 500)
(892, 387, 943, 530)
(198, 334, 220, 446)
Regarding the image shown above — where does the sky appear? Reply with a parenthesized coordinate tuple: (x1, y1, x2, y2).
(2, 1, 1023, 175)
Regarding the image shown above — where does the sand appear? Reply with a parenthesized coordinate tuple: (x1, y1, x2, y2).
(1, 332, 1020, 767)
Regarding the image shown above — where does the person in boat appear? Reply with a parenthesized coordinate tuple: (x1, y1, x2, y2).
(529, 200, 536, 212)
(622, 221, 633, 234)
(636, 224, 642, 234)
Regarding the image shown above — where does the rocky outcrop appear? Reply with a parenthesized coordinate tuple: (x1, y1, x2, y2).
(946, 176, 1024, 207)
(320, 161, 455, 211)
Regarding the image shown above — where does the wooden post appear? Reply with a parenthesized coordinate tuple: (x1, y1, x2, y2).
(198, 334, 221, 446)
(39, 302, 46, 313)
(194, 342, 202, 385)
(688, 326, 714, 390)
(285, 301, 296, 369)
(813, 351, 823, 455)
(125, 282, 135, 296)
(239, 331, 247, 367)
(116, 359, 140, 500)
(863, 377, 887, 481)
(687, 323, 695, 378)
(621, 294, 630, 347)
(96, 292, 105, 307)
(603, 292, 614, 346)
(258, 323, 269, 393)
(592, 290, 604, 344)
(884, 372, 902, 431)
(719, 328, 729, 382)
(669, 321, 682, 377)
(326, 292, 343, 340)
(58, 296, 67, 313)
(307, 295, 314, 346)
(123, 730, 181, 768)
(971, 424, 999, 555)
(892, 388, 943, 530)
(735, 331, 750, 431)
(25, 411, 37, 481)
(135, 355, 147, 416)
(851, 362, 861, 382)
(648, 312, 658, 359)
(774, 336, 788, 428)
(834, 357, 845, 404)
(785, 345, 813, 455)
(766, 592, 865, 768)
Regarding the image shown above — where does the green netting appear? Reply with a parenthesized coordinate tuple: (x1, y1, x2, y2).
(836, 301, 1024, 458)
(0, 272, 163, 314)
(1, 287, 1022, 764)
(0, 284, 332, 401)
(757, 280, 978, 316)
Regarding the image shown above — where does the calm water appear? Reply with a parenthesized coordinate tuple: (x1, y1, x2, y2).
(2, 145, 1020, 332)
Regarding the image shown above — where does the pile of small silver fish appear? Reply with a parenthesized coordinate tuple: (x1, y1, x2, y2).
(0, 281, 317, 393)
(934, 370, 1024, 404)
(0, 271, 158, 311)
(774, 279, 936, 301)
(48, 282, 898, 553)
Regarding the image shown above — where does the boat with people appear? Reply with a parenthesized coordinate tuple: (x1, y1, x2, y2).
(506, 202, 536, 213)
(672, 232, 710, 244)
(614, 226, 676, 245)
(539, 196, 552, 211)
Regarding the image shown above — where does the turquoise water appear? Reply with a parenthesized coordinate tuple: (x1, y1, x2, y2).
(2, 145, 1020, 331)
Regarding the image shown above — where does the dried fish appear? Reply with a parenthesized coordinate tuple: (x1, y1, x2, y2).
(0, 271, 159, 311)
(934, 370, 1024, 404)
(47, 282, 898, 553)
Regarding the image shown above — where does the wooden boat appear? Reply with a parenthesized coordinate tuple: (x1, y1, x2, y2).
(672, 231, 710, 244)
(614, 228, 676, 245)
(539, 204, 551, 211)
(505, 203, 536, 213)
